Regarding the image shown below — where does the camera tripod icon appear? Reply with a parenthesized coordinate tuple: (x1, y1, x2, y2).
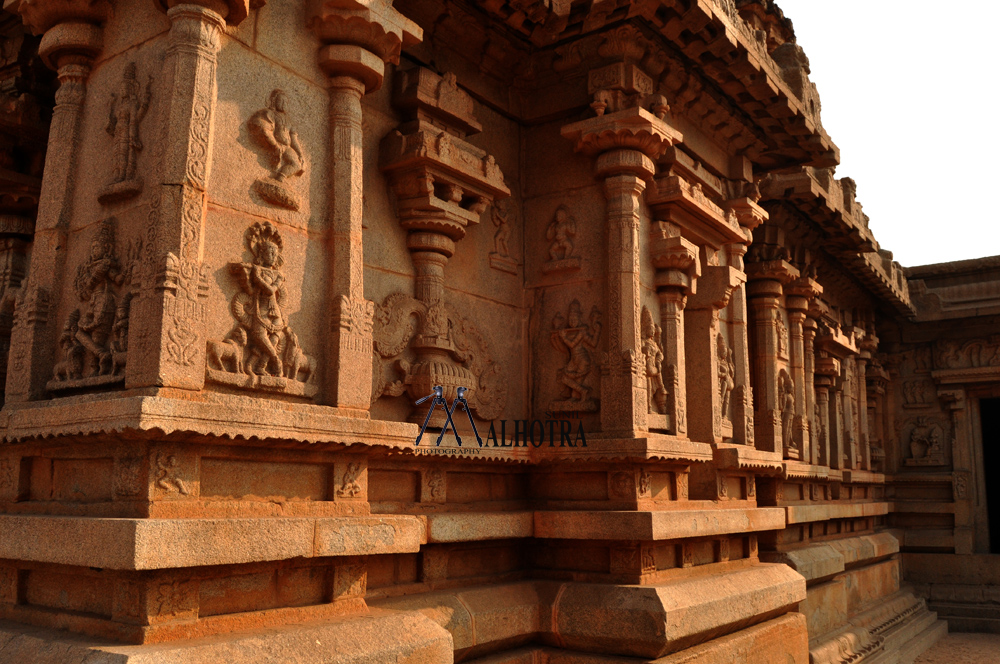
(414, 385, 483, 447)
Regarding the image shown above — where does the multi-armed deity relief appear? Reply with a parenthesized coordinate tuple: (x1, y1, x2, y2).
(550, 299, 602, 413)
(50, 218, 134, 390)
(248, 89, 305, 211)
(99, 63, 152, 204)
(206, 222, 315, 396)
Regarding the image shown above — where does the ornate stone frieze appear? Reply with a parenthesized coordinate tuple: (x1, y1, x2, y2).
(206, 222, 316, 397)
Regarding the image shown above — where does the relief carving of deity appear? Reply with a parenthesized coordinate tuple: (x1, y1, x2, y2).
(717, 333, 735, 420)
(206, 222, 315, 397)
(542, 205, 581, 274)
(50, 218, 132, 391)
(778, 369, 795, 452)
(550, 299, 601, 412)
(99, 63, 152, 204)
(641, 306, 667, 414)
(248, 89, 305, 211)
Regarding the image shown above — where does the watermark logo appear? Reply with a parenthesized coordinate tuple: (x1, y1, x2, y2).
(414, 385, 587, 452)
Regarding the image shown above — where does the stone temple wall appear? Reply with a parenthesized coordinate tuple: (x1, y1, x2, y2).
(0, 0, 989, 662)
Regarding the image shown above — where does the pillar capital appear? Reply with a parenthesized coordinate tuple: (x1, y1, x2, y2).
(561, 105, 682, 171)
(308, 0, 422, 92)
(4, 0, 109, 36)
(156, 0, 250, 26)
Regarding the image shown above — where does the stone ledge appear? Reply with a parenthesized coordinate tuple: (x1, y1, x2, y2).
(784, 501, 888, 524)
(552, 564, 806, 658)
(0, 514, 425, 569)
(534, 507, 785, 541)
(713, 443, 785, 475)
(761, 533, 900, 582)
(425, 511, 533, 543)
(1, 394, 417, 448)
(0, 609, 453, 663)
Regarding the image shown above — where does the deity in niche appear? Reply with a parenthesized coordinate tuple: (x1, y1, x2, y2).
(641, 306, 667, 414)
(778, 369, 795, 451)
(248, 89, 305, 211)
(903, 416, 946, 466)
(50, 218, 130, 388)
(542, 205, 581, 273)
(776, 315, 788, 359)
(550, 299, 601, 411)
(99, 62, 152, 204)
(488, 200, 517, 274)
(206, 222, 315, 395)
(717, 333, 735, 419)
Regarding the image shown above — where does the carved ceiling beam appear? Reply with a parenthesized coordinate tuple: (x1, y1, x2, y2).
(560, 60, 681, 439)
(3, 0, 108, 402)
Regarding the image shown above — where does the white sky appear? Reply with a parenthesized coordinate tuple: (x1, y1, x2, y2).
(773, 1, 1000, 267)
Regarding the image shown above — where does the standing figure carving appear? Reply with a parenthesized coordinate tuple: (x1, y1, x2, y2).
(248, 89, 305, 211)
(100, 62, 152, 204)
(488, 200, 517, 274)
(779, 369, 795, 451)
(717, 333, 735, 419)
(641, 306, 667, 414)
(206, 222, 316, 397)
(550, 300, 602, 411)
(50, 218, 131, 390)
(542, 205, 581, 273)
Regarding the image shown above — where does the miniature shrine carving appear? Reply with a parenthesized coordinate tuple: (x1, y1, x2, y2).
(542, 205, 580, 274)
(248, 89, 305, 211)
(206, 222, 316, 397)
(550, 299, 601, 412)
(776, 315, 788, 359)
(99, 63, 152, 204)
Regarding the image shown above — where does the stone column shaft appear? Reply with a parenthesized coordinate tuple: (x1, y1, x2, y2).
(856, 355, 871, 470)
(747, 280, 782, 453)
(126, 4, 223, 391)
(602, 169, 647, 435)
(658, 289, 687, 436)
(787, 305, 808, 461)
(803, 320, 817, 464)
(6, 21, 103, 402)
(326, 75, 373, 411)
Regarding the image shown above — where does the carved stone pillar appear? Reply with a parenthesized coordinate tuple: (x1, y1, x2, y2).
(651, 226, 699, 437)
(686, 265, 744, 444)
(380, 67, 509, 422)
(803, 318, 818, 463)
(727, 194, 767, 446)
(784, 277, 820, 463)
(562, 74, 682, 437)
(125, 1, 247, 391)
(4, 0, 108, 402)
(857, 329, 877, 471)
(310, 0, 420, 411)
(745, 257, 798, 454)
(814, 378, 831, 467)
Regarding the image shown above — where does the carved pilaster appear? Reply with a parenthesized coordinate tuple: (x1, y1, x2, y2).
(745, 256, 798, 455)
(561, 65, 682, 437)
(126, 3, 225, 391)
(4, 1, 105, 402)
(311, 1, 420, 411)
(784, 276, 821, 463)
(651, 226, 699, 437)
